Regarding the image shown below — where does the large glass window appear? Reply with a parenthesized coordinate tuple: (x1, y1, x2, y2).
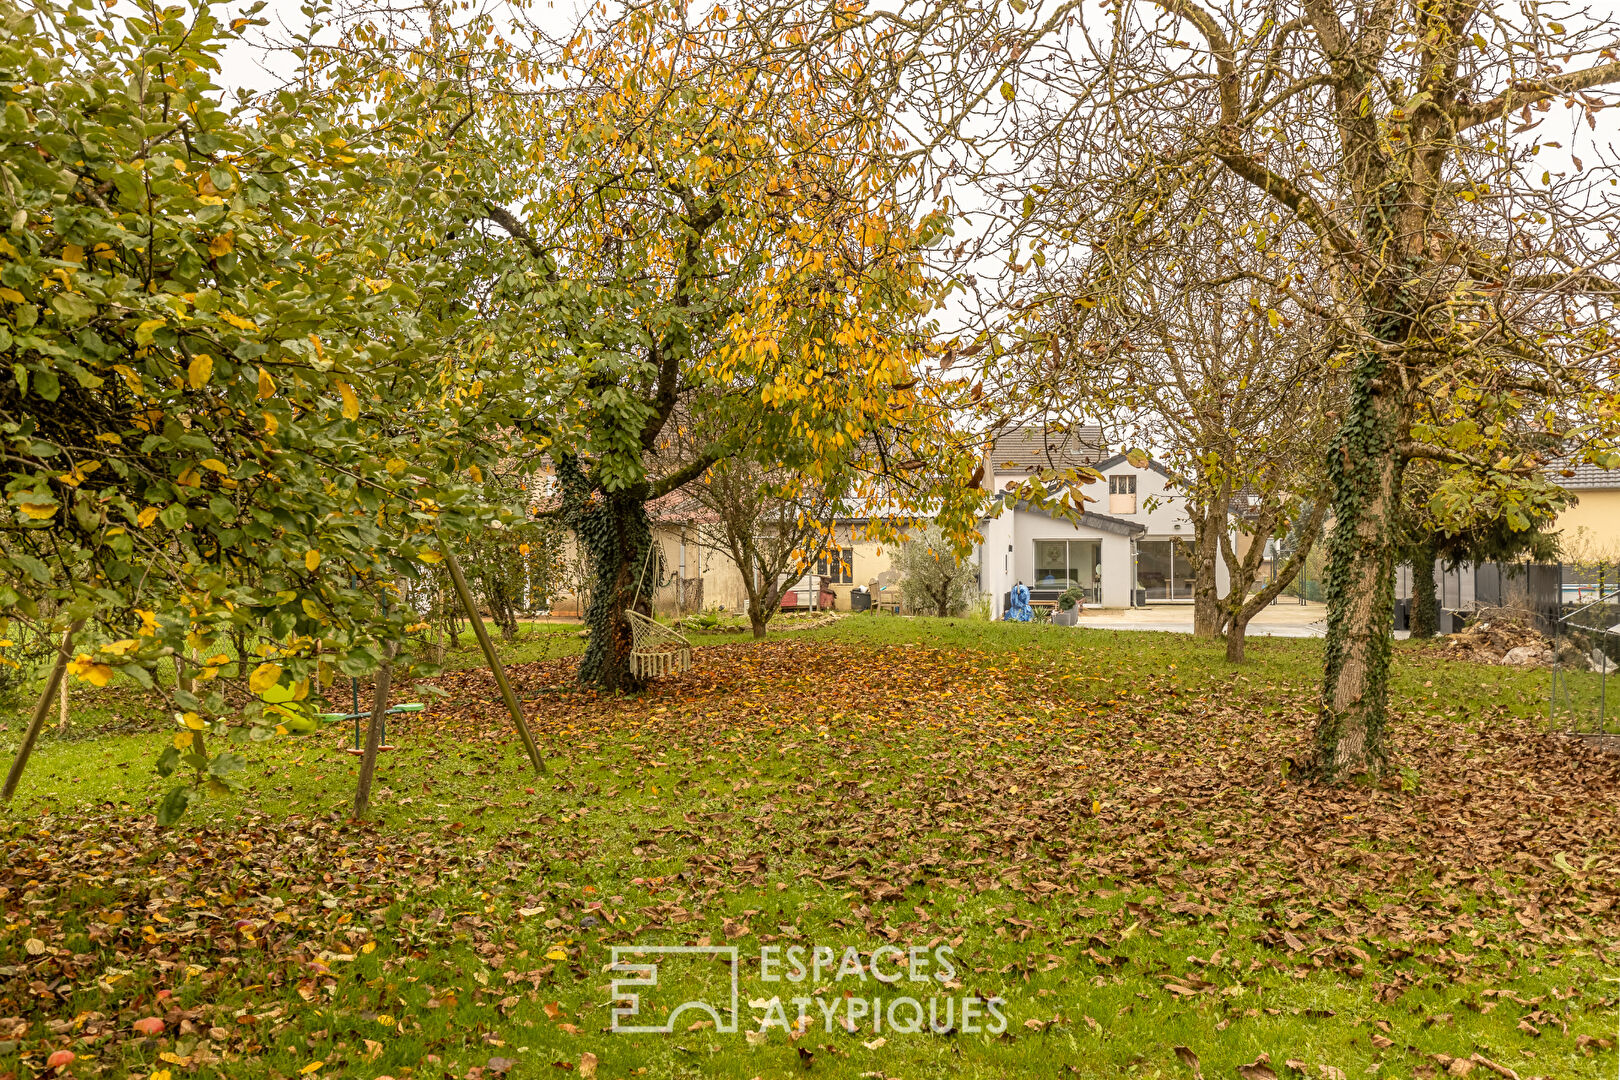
(1033, 540, 1101, 593)
(1137, 539, 1195, 600)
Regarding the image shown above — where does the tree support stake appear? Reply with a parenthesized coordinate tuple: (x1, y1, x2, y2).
(3, 618, 87, 802)
(440, 537, 548, 775)
(352, 643, 396, 821)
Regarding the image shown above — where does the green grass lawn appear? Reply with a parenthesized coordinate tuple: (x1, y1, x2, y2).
(1, 618, 1615, 1080)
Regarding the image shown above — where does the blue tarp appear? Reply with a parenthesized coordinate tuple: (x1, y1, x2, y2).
(1003, 583, 1033, 622)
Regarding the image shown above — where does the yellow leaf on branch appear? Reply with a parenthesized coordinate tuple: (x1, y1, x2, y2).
(248, 662, 283, 694)
(67, 655, 113, 686)
(187, 354, 213, 388)
(337, 381, 359, 420)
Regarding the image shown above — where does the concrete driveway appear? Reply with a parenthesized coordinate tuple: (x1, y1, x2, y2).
(1073, 600, 1358, 638)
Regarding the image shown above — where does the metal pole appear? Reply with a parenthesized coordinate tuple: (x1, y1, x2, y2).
(440, 538, 547, 775)
(3, 618, 87, 802)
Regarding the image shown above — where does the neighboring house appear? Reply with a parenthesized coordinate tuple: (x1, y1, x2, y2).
(1554, 462, 1620, 565)
(976, 427, 1230, 616)
(642, 503, 906, 616)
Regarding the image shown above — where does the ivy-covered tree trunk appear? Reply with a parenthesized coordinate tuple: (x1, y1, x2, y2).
(1408, 535, 1440, 639)
(1315, 348, 1407, 779)
(562, 458, 651, 693)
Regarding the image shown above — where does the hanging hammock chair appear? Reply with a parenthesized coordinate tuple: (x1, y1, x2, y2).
(624, 609, 693, 679)
(624, 542, 694, 679)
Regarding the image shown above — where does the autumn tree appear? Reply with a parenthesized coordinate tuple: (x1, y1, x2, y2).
(686, 457, 843, 640)
(1021, 174, 1340, 661)
(949, 0, 1620, 777)
(312, 0, 983, 691)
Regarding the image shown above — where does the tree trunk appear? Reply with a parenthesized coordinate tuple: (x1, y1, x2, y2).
(2, 619, 85, 802)
(1191, 503, 1225, 638)
(1225, 617, 1248, 661)
(567, 475, 652, 693)
(1223, 497, 1328, 666)
(750, 603, 769, 639)
(1409, 535, 1439, 639)
(1315, 350, 1406, 780)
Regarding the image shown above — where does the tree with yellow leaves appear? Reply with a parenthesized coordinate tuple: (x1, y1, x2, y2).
(328, 0, 983, 689)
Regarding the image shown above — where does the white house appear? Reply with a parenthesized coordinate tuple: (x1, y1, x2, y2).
(975, 427, 1230, 616)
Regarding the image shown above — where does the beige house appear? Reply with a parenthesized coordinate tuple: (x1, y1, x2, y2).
(643, 512, 904, 615)
(1556, 462, 1620, 564)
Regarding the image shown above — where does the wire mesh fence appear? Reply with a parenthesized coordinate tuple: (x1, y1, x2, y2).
(1550, 592, 1620, 735)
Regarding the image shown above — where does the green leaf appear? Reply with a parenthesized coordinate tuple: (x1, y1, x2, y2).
(156, 784, 194, 826)
(50, 293, 95, 321)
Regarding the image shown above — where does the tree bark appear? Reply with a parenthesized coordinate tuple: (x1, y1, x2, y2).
(575, 490, 651, 693)
(1191, 501, 1226, 638)
(1409, 535, 1440, 639)
(1314, 349, 1407, 780)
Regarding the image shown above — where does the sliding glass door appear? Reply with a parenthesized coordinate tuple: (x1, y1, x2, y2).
(1136, 539, 1195, 601)
(1033, 540, 1102, 601)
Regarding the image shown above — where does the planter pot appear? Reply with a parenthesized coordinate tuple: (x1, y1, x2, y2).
(1053, 607, 1079, 626)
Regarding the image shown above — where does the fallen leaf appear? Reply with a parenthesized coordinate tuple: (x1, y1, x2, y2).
(1238, 1053, 1278, 1080)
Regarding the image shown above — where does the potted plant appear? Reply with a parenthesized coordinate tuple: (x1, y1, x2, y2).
(1054, 587, 1085, 626)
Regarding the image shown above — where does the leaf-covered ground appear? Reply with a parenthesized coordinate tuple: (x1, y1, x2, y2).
(2, 619, 1616, 1080)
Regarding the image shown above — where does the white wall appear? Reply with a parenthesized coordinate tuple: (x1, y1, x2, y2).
(1087, 465, 1231, 600)
(1088, 465, 1195, 535)
(981, 505, 1140, 611)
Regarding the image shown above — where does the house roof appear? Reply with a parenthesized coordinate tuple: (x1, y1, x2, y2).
(989, 425, 1107, 473)
(990, 494, 1147, 536)
(1092, 452, 1176, 481)
(1553, 461, 1620, 490)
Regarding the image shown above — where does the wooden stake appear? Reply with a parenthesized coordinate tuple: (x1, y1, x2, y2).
(352, 644, 395, 821)
(3, 618, 87, 802)
(440, 539, 547, 775)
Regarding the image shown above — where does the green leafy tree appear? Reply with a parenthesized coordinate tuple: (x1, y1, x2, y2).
(1401, 466, 1568, 639)
(0, 0, 492, 818)
(897, 525, 979, 617)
